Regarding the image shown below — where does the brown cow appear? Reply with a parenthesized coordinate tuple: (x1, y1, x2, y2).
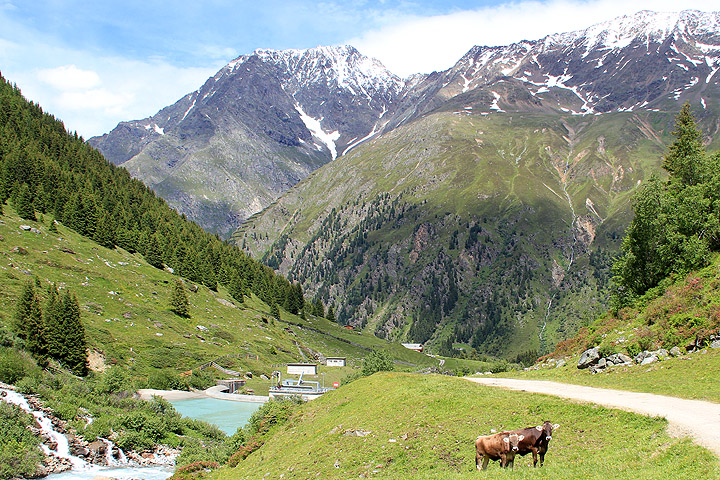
(474, 431, 525, 470)
(514, 421, 560, 467)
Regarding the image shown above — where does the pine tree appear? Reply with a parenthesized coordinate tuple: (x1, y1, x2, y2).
(16, 182, 35, 220)
(271, 302, 281, 320)
(42, 284, 87, 375)
(170, 278, 190, 318)
(93, 210, 115, 249)
(44, 284, 63, 360)
(613, 104, 714, 303)
(312, 298, 325, 318)
(13, 280, 47, 362)
(60, 291, 88, 376)
(662, 103, 706, 187)
(144, 233, 164, 269)
(326, 305, 336, 323)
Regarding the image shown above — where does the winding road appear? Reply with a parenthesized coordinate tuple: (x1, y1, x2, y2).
(465, 377, 720, 457)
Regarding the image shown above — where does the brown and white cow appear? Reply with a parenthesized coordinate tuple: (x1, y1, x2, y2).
(474, 431, 525, 470)
(514, 421, 560, 467)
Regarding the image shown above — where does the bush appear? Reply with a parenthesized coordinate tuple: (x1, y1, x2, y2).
(188, 369, 214, 390)
(361, 349, 394, 376)
(0, 348, 28, 384)
(0, 403, 44, 480)
(147, 370, 188, 390)
(116, 430, 153, 451)
(598, 344, 618, 358)
(97, 367, 131, 394)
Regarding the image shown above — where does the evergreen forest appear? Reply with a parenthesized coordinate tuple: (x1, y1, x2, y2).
(0, 74, 307, 362)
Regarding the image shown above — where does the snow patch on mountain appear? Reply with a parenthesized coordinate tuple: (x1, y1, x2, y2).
(295, 104, 340, 160)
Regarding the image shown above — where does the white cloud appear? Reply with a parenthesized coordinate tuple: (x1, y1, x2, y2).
(351, 0, 720, 76)
(37, 65, 101, 91)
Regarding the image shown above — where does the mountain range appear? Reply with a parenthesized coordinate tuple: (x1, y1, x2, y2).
(91, 9, 720, 357)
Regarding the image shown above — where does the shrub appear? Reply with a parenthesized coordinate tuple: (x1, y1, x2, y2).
(97, 367, 131, 394)
(0, 348, 28, 384)
(0, 403, 44, 480)
(115, 430, 153, 451)
(188, 369, 214, 390)
(147, 370, 188, 390)
(361, 349, 394, 376)
(598, 344, 618, 358)
(245, 398, 300, 438)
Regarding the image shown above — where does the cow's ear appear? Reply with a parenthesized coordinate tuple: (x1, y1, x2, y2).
(553, 424, 560, 430)
(503, 437, 509, 443)
(535, 425, 543, 431)
(519, 435, 524, 440)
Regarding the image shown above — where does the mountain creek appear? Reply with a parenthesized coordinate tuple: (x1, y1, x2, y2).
(0, 384, 262, 479)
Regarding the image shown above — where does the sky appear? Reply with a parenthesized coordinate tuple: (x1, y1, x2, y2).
(0, 0, 717, 138)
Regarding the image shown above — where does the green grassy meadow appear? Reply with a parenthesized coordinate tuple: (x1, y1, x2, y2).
(210, 373, 719, 479)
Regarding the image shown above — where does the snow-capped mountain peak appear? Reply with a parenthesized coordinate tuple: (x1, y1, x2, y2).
(225, 45, 405, 98)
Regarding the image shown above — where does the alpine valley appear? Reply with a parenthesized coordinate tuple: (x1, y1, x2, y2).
(92, 9, 720, 358)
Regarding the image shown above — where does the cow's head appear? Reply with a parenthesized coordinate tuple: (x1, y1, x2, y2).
(535, 421, 559, 441)
(503, 433, 525, 452)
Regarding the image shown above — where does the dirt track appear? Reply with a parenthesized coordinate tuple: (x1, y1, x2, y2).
(465, 377, 720, 457)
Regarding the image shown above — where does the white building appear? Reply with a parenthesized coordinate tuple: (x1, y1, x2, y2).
(286, 363, 318, 375)
(326, 357, 346, 367)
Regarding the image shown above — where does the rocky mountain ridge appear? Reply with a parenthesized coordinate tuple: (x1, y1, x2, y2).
(91, 10, 720, 238)
(89, 45, 404, 236)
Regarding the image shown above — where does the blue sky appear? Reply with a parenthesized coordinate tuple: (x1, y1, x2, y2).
(0, 0, 717, 137)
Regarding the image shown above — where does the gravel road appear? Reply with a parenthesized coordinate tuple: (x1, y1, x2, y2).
(465, 377, 720, 456)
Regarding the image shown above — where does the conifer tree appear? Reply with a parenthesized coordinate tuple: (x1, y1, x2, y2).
(144, 233, 164, 269)
(60, 290, 88, 376)
(170, 278, 190, 318)
(312, 298, 325, 318)
(93, 210, 115, 249)
(662, 102, 707, 187)
(16, 183, 35, 220)
(44, 284, 63, 361)
(43, 284, 87, 375)
(271, 302, 281, 320)
(326, 305, 336, 322)
(14, 280, 47, 362)
(613, 104, 715, 303)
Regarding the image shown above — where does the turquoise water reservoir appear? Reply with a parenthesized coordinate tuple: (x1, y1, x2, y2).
(170, 398, 262, 435)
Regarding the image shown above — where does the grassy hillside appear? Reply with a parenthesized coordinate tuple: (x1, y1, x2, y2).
(209, 373, 718, 479)
(233, 108, 690, 358)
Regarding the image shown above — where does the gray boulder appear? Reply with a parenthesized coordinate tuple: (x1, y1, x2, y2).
(641, 355, 658, 366)
(578, 347, 600, 369)
(670, 346, 682, 356)
(607, 353, 632, 365)
(711, 340, 720, 349)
